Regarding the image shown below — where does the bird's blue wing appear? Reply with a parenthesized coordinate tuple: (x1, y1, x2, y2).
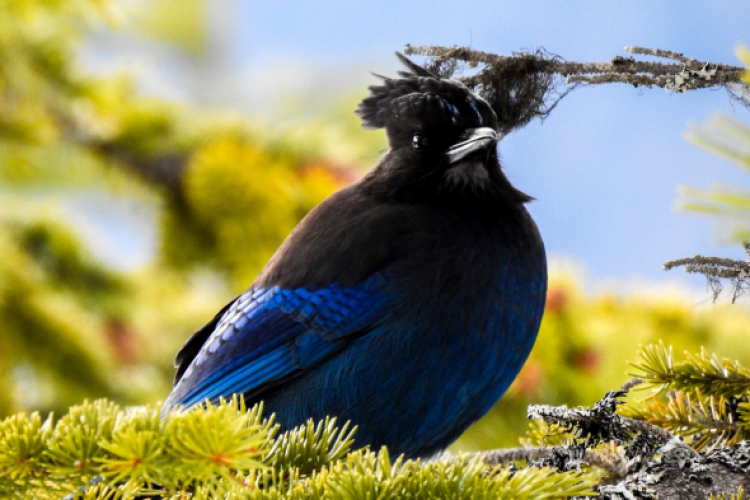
(165, 273, 390, 410)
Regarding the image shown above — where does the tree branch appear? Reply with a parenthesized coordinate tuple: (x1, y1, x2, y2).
(404, 44, 744, 90)
(664, 243, 750, 302)
(468, 446, 629, 480)
(522, 387, 750, 499)
(403, 44, 748, 135)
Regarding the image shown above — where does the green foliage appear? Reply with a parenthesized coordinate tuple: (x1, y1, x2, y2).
(523, 420, 576, 448)
(169, 137, 341, 287)
(314, 451, 596, 500)
(711, 486, 745, 500)
(0, 0, 351, 417)
(0, 397, 268, 499)
(0, 212, 127, 415)
(680, 48, 750, 241)
(263, 418, 355, 474)
(631, 342, 750, 398)
(621, 387, 749, 450)
(622, 344, 750, 451)
(0, 0, 104, 142)
(0, 398, 598, 500)
(129, 0, 208, 58)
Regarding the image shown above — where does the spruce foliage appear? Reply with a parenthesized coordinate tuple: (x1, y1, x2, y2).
(625, 344, 750, 451)
(0, 397, 598, 500)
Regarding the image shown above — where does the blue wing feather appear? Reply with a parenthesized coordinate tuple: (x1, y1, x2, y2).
(165, 273, 390, 409)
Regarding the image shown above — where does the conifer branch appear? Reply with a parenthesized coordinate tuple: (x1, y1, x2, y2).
(45, 42, 750, 195)
(620, 390, 749, 451)
(623, 344, 750, 453)
(262, 417, 356, 475)
(5, 352, 750, 500)
(0, 398, 599, 500)
(630, 343, 750, 398)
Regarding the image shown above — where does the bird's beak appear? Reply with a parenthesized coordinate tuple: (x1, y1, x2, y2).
(445, 127, 498, 165)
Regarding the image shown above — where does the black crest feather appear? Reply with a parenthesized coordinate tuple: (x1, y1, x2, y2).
(356, 53, 475, 130)
(395, 52, 438, 79)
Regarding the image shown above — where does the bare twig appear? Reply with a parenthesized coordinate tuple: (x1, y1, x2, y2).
(621, 377, 644, 393)
(625, 46, 699, 65)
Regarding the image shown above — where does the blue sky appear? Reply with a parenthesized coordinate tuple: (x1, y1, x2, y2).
(84, 0, 750, 295)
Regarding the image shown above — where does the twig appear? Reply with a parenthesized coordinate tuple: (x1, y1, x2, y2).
(663, 255, 750, 278)
(467, 446, 629, 479)
(664, 246, 750, 303)
(625, 46, 699, 65)
(528, 403, 674, 445)
(621, 378, 644, 393)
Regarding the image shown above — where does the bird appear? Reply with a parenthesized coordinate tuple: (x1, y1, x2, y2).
(164, 54, 547, 460)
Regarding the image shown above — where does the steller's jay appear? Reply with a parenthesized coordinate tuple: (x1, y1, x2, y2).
(164, 54, 547, 459)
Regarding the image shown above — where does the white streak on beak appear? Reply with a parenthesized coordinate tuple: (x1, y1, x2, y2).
(445, 128, 498, 165)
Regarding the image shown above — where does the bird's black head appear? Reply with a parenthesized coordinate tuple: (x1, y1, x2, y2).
(356, 53, 531, 207)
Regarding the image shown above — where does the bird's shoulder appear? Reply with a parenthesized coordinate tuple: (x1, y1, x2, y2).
(257, 182, 423, 289)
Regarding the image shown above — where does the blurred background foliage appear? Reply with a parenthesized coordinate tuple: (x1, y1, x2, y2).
(680, 47, 750, 243)
(2, 0, 750, 454)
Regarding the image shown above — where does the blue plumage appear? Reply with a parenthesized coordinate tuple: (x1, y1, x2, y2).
(164, 54, 547, 459)
(169, 274, 390, 409)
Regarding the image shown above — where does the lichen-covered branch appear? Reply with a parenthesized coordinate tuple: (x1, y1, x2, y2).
(664, 243, 750, 302)
(403, 44, 748, 135)
(528, 399, 673, 447)
(404, 44, 744, 90)
(524, 386, 750, 500)
(469, 445, 629, 479)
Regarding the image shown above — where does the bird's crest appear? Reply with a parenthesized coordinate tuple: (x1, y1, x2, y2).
(356, 53, 493, 131)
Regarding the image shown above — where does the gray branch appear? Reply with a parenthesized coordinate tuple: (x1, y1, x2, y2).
(467, 446, 629, 479)
(404, 44, 744, 91)
(481, 385, 750, 499)
(664, 245, 750, 302)
(403, 44, 748, 135)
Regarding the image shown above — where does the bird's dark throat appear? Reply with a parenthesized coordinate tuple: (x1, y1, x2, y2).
(362, 154, 532, 212)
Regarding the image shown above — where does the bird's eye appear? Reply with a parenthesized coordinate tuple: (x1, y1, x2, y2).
(412, 133, 428, 151)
